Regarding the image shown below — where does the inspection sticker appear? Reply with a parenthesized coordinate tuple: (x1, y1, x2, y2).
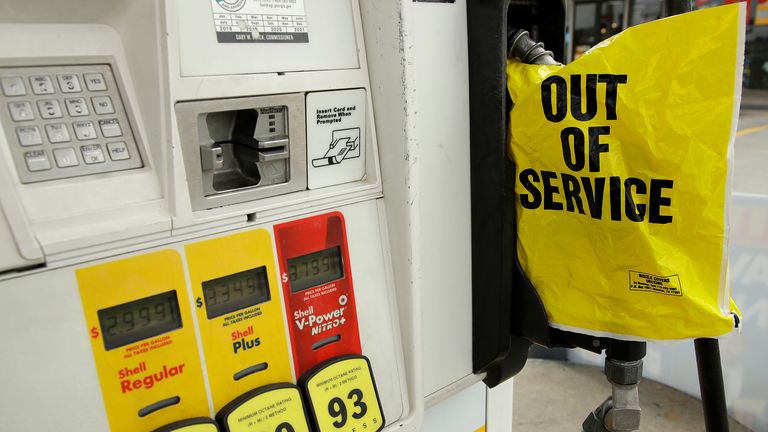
(629, 271, 682, 296)
(210, 0, 308, 43)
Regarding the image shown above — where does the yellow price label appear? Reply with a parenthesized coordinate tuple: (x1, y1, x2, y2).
(217, 384, 310, 432)
(152, 418, 220, 432)
(301, 356, 385, 432)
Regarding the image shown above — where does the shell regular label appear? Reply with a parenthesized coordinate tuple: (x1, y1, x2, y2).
(301, 356, 385, 432)
(185, 229, 293, 411)
(274, 212, 362, 377)
(76, 250, 209, 432)
(217, 385, 310, 432)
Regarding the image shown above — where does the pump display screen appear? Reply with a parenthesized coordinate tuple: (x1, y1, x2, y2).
(97, 291, 182, 350)
(287, 246, 344, 292)
(202, 267, 270, 319)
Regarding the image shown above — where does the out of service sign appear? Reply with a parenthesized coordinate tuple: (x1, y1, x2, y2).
(506, 5, 745, 341)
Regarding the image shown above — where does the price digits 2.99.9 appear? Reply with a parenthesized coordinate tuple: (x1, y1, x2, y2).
(103, 298, 177, 337)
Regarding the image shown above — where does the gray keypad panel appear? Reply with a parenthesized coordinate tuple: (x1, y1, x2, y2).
(0, 64, 143, 183)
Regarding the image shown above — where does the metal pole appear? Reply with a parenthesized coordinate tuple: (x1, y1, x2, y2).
(694, 338, 730, 432)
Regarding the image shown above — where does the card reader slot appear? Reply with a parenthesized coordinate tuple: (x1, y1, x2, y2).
(233, 362, 269, 381)
(312, 334, 341, 350)
(138, 396, 181, 417)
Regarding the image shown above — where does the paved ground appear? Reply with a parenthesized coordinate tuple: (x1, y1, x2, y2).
(513, 359, 752, 432)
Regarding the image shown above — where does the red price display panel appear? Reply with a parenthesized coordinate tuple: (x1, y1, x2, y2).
(274, 212, 362, 377)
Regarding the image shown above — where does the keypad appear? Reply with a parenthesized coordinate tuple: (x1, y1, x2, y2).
(0, 64, 143, 183)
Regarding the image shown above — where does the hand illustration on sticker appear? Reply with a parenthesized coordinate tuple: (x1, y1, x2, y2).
(312, 127, 361, 167)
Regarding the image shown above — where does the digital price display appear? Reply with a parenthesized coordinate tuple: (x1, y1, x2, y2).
(287, 246, 344, 292)
(97, 290, 182, 350)
(202, 267, 270, 319)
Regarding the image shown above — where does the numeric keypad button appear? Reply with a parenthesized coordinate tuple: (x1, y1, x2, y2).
(65, 97, 89, 116)
(45, 123, 71, 143)
(57, 74, 82, 93)
(37, 99, 63, 119)
(53, 148, 79, 168)
(16, 126, 43, 147)
(73, 121, 98, 140)
(8, 101, 35, 121)
(1, 77, 26, 96)
(29, 75, 55, 95)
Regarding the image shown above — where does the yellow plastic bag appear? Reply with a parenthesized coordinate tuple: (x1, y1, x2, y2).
(507, 5, 744, 341)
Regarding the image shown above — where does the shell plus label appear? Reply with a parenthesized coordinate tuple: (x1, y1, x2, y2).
(210, 0, 309, 43)
(185, 229, 293, 412)
(217, 385, 310, 432)
(629, 271, 682, 296)
(76, 250, 209, 432)
(300, 356, 385, 432)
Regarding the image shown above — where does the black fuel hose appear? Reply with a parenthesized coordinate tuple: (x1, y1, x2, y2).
(507, 28, 559, 65)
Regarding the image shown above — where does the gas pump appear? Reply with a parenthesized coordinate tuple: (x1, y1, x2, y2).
(0, 0, 512, 431)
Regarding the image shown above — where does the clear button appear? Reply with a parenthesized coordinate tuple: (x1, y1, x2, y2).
(53, 148, 79, 168)
(107, 141, 130, 161)
(65, 97, 89, 116)
(24, 150, 51, 172)
(57, 74, 82, 93)
(80, 144, 105, 164)
(16, 126, 43, 147)
(29, 75, 54, 95)
(8, 101, 35, 121)
(37, 99, 63, 119)
(45, 123, 71, 143)
(1, 77, 26, 96)
(73, 121, 98, 140)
